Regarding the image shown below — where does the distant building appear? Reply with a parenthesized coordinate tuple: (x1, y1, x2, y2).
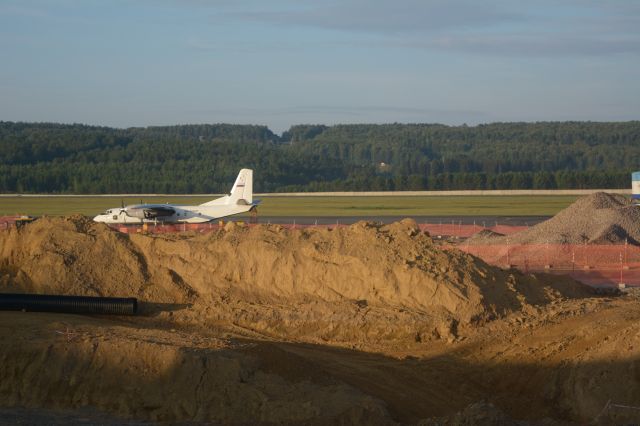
(633, 172, 640, 204)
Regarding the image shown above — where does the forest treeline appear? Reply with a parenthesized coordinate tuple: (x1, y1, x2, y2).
(0, 121, 638, 193)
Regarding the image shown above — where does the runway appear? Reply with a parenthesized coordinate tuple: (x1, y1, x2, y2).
(252, 216, 550, 227)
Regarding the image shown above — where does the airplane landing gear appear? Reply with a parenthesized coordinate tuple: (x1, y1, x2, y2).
(249, 206, 259, 224)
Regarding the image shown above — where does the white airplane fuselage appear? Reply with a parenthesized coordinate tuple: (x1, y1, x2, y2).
(93, 169, 257, 225)
(93, 203, 255, 224)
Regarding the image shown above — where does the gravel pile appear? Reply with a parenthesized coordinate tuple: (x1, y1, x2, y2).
(467, 192, 640, 245)
(465, 229, 505, 244)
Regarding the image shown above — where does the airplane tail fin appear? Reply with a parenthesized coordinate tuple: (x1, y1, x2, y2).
(200, 169, 253, 206)
(228, 168, 253, 205)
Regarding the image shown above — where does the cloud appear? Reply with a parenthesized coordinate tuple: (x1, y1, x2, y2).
(0, 4, 49, 19)
(0, 1, 93, 25)
(277, 105, 489, 117)
(223, 0, 520, 35)
(185, 36, 312, 53)
(392, 34, 640, 56)
(207, 0, 640, 57)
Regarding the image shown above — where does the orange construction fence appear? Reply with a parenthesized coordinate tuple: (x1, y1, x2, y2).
(456, 242, 640, 288)
(107, 221, 530, 237)
(111, 222, 350, 234)
(0, 216, 20, 227)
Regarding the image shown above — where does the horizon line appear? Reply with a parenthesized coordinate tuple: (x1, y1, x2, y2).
(2, 119, 639, 137)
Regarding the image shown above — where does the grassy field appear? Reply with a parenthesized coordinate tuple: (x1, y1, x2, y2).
(0, 195, 582, 217)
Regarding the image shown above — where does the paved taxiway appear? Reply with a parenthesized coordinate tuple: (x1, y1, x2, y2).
(252, 216, 549, 226)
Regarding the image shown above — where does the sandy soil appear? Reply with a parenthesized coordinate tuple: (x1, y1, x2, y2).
(1, 216, 639, 425)
(467, 192, 640, 245)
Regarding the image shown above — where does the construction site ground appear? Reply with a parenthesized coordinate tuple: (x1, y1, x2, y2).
(1, 211, 640, 425)
(1, 292, 640, 425)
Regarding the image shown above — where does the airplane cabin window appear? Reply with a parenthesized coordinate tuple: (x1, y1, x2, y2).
(112, 215, 118, 220)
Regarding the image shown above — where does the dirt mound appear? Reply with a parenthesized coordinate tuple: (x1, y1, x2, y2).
(0, 313, 391, 425)
(465, 229, 505, 245)
(0, 216, 158, 299)
(467, 192, 640, 246)
(2, 217, 640, 425)
(0, 217, 591, 345)
(3, 296, 640, 425)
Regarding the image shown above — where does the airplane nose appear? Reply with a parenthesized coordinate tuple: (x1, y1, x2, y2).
(93, 215, 104, 222)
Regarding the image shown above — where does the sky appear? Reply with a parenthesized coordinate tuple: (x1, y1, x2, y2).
(0, 0, 639, 134)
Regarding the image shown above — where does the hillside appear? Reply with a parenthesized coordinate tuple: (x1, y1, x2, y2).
(1, 121, 638, 193)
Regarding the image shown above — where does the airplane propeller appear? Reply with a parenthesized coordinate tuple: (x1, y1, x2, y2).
(118, 200, 131, 216)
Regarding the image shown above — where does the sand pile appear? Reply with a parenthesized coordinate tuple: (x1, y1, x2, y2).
(465, 229, 505, 244)
(3, 217, 640, 425)
(467, 192, 640, 245)
(3, 295, 640, 425)
(0, 313, 390, 425)
(0, 216, 590, 344)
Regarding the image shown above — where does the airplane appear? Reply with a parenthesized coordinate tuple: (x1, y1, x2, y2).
(93, 169, 258, 224)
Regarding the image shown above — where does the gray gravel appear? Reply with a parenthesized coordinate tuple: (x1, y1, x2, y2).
(466, 192, 640, 245)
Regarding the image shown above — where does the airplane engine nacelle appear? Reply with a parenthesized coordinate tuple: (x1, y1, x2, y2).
(125, 207, 176, 219)
(142, 208, 175, 219)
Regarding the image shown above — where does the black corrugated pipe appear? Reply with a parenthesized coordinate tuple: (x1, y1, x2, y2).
(0, 293, 137, 315)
